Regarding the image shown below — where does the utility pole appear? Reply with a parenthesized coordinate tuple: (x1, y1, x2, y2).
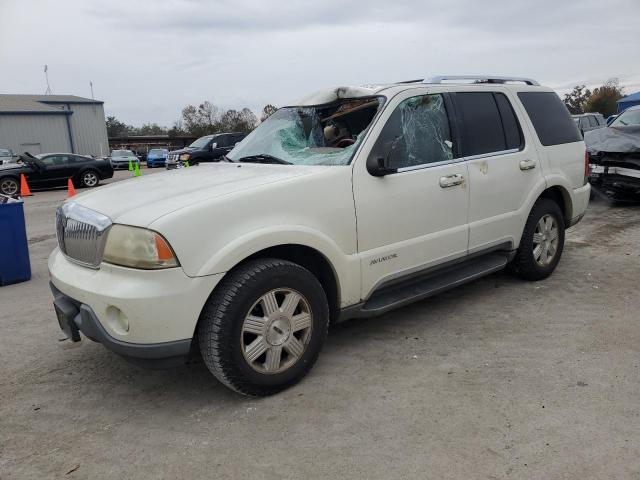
(44, 65, 52, 95)
(90, 81, 94, 100)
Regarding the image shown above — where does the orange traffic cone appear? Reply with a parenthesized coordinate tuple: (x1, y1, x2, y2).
(67, 179, 76, 198)
(20, 174, 32, 197)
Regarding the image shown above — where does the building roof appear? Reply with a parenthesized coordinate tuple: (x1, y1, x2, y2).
(0, 94, 103, 114)
(617, 91, 640, 103)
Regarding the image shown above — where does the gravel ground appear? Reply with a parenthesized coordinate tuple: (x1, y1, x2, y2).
(1, 171, 639, 479)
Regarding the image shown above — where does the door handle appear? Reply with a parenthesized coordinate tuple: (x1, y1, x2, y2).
(439, 173, 464, 188)
(519, 159, 536, 171)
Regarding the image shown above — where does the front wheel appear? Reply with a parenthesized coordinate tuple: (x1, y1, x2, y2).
(198, 259, 329, 396)
(510, 198, 565, 281)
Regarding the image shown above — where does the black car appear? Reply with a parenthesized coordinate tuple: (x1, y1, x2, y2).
(0, 153, 113, 196)
(166, 132, 246, 169)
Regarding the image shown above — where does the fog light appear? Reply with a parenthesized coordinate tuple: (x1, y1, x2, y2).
(105, 305, 129, 335)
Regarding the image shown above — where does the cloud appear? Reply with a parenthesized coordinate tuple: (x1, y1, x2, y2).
(1, 0, 638, 126)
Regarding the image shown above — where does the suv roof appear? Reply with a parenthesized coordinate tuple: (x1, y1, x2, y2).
(295, 76, 548, 106)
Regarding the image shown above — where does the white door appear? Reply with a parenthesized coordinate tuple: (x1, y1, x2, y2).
(452, 90, 544, 252)
(353, 91, 470, 299)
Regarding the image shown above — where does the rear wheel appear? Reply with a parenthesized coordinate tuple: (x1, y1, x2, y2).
(0, 177, 19, 196)
(510, 198, 565, 281)
(198, 259, 329, 396)
(79, 170, 99, 188)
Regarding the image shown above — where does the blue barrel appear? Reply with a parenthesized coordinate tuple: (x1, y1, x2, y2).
(0, 199, 31, 286)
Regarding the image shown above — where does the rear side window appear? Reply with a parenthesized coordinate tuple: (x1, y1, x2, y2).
(517, 92, 582, 146)
(453, 92, 523, 157)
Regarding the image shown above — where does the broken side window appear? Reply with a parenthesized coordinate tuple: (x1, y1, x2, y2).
(370, 94, 455, 170)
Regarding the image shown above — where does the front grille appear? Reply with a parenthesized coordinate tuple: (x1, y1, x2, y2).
(56, 202, 112, 268)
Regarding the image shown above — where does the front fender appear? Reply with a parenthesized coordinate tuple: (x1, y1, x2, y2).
(195, 225, 361, 308)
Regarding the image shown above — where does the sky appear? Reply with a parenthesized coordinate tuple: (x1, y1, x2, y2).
(1, 0, 639, 127)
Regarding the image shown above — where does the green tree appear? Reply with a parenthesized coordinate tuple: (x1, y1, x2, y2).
(168, 120, 187, 137)
(563, 85, 591, 114)
(584, 79, 624, 117)
(105, 115, 131, 137)
(135, 123, 168, 135)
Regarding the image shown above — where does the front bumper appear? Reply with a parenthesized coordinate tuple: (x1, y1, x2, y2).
(590, 166, 640, 201)
(51, 282, 192, 368)
(48, 248, 224, 366)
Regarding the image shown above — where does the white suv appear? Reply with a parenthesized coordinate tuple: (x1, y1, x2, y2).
(50, 76, 590, 395)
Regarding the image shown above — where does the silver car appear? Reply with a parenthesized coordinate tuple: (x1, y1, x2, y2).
(109, 150, 139, 170)
(0, 147, 16, 165)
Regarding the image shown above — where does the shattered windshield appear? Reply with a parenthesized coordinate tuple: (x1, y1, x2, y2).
(611, 109, 640, 127)
(228, 97, 383, 166)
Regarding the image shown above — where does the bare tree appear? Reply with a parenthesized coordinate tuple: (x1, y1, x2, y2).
(260, 104, 278, 121)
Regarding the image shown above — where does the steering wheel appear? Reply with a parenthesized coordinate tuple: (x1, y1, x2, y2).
(336, 138, 356, 148)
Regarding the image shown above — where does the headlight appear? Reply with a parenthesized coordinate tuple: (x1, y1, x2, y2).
(103, 225, 179, 269)
(179, 153, 190, 161)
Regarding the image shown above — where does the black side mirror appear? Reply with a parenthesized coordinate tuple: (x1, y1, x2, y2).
(367, 138, 400, 177)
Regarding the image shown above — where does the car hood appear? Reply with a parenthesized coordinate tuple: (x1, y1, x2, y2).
(111, 155, 137, 161)
(72, 163, 329, 226)
(0, 163, 25, 171)
(585, 125, 640, 154)
(167, 147, 196, 156)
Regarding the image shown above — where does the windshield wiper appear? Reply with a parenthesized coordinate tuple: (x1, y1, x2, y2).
(221, 155, 235, 162)
(236, 154, 292, 165)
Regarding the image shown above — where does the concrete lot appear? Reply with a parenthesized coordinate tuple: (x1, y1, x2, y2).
(1, 169, 639, 479)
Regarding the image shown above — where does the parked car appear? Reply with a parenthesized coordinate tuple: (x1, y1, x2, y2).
(0, 153, 113, 196)
(0, 147, 16, 165)
(133, 150, 148, 164)
(50, 76, 589, 396)
(166, 132, 246, 169)
(586, 104, 640, 201)
(109, 150, 140, 170)
(146, 148, 169, 168)
(572, 113, 606, 137)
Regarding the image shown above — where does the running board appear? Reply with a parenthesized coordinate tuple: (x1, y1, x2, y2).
(341, 252, 510, 320)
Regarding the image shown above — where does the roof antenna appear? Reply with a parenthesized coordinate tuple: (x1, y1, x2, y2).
(90, 81, 94, 99)
(44, 64, 52, 95)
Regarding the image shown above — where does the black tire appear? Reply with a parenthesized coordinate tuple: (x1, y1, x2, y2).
(510, 198, 565, 281)
(79, 169, 100, 188)
(0, 176, 19, 196)
(198, 258, 329, 396)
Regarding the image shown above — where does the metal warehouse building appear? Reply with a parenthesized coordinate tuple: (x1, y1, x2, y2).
(0, 94, 109, 157)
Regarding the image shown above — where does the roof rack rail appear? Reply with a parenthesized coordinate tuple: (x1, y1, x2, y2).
(396, 79, 425, 84)
(425, 75, 540, 86)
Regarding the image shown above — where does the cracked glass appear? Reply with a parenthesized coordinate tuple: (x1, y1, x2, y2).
(228, 98, 382, 166)
(372, 94, 455, 169)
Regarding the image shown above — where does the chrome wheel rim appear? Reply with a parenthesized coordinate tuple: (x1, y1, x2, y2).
(240, 288, 313, 374)
(83, 172, 98, 187)
(1, 178, 18, 195)
(533, 214, 559, 266)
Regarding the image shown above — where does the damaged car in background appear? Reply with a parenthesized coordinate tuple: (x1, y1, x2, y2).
(585, 105, 640, 202)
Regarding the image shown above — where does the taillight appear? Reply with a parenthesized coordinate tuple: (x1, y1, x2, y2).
(584, 150, 589, 185)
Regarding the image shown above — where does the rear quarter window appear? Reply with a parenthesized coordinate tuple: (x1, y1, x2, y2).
(517, 92, 582, 146)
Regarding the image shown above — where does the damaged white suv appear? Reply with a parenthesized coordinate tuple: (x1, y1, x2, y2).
(50, 76, 590, 395)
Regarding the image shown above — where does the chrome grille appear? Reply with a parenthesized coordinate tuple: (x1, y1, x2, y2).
(56, 202, 112, 268)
